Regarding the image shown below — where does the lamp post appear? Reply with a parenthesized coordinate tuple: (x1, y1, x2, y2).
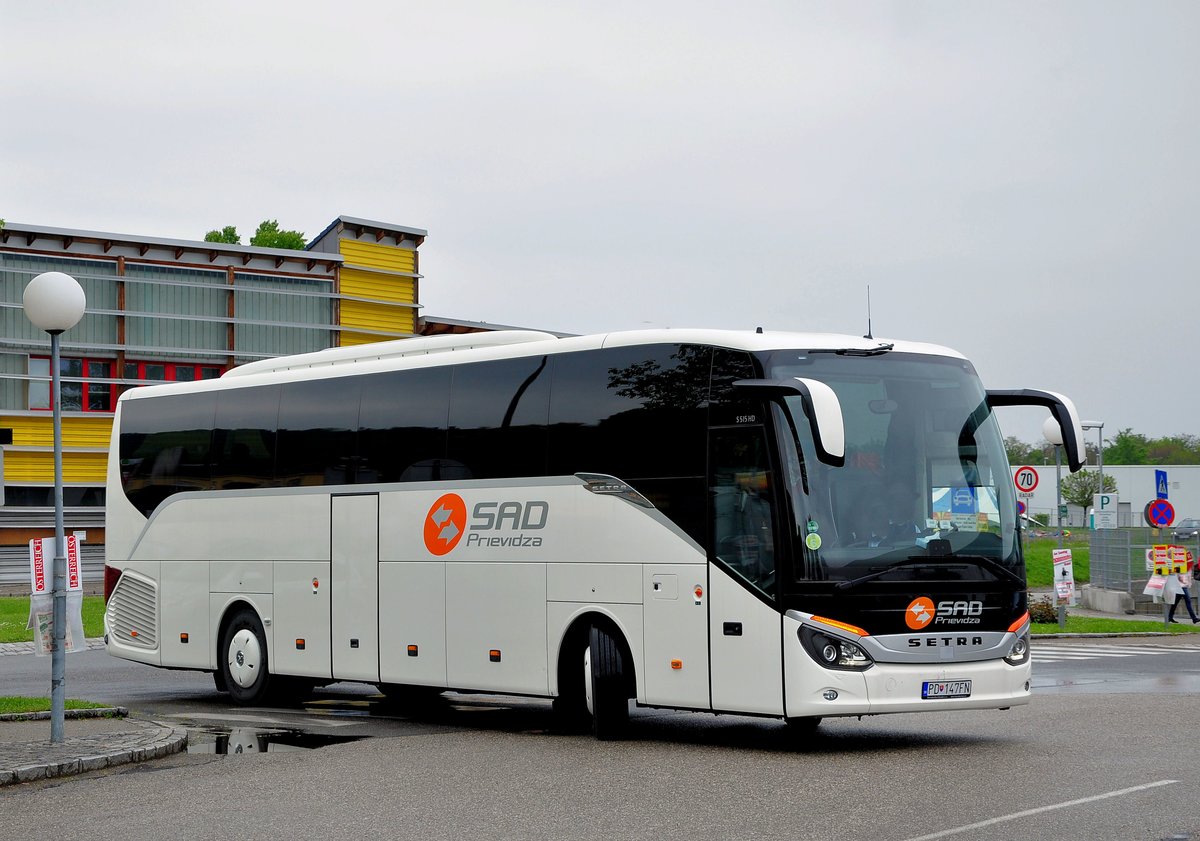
(1081, 421, 1105, 520)
(1043, 417, 1066, 629)
(23, 271, 86, 744)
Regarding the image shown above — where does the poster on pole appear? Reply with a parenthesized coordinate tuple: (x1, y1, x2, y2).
(26, 536, 86, 656)
(1053, 548, 1075, 602)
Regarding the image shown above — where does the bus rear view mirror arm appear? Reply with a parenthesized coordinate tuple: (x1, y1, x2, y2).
(986, 389, 1086, 472)
(733, 378, 846, 467)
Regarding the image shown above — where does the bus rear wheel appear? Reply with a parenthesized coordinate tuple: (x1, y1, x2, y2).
(220, 608, 272, 705)
(586, 625, 630, 741)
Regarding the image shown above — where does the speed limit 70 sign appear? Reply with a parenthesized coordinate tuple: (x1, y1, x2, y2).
(1014, 466, 1039, 494)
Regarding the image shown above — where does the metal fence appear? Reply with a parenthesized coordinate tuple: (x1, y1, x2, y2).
(1089, 528, 1200, 611)
(0, 544, 105, 591)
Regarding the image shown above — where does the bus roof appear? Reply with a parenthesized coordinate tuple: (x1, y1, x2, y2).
(119, 328, 966, 402)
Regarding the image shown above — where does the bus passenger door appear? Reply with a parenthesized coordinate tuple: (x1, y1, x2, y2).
(708, 425, 784, 715)
(331, 493, 379, 682)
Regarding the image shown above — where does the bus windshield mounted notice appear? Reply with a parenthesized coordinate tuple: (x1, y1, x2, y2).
(103, 328, 1085, 739)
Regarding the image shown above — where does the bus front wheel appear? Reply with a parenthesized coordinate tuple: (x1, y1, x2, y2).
(220, 608, 272, 705)
(586, 624, 630, 741)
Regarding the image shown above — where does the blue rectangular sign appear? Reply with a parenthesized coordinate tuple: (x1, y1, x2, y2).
(1156, 469, 1168, 500)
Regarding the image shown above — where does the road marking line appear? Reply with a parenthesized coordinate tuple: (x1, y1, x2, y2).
(899, 779, 1178, 841)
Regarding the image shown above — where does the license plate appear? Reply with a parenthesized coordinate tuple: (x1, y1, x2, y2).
(922, 679, 972, 699)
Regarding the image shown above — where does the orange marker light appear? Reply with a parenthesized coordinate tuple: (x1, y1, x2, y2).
(296, 639, 306, 650)
(670, 659, 683, 670)
(694, 586, 704, 599)
(180, 633, 189, 644)
(130, 630, 139, 638)
(407, 644, 419, 657)
(811, 615, 870, 637)
(489, 649, 502, 662)
(1008, 612, 1031, 633)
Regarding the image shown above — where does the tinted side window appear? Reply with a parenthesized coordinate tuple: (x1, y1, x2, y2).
(548, 345, 710, 543)
(213, 385, 280, 490)
(707, 348, 761, 426)
(276, 377, 362, 486)
(448, 357, 550, 479)
(547, 345, 709, 480)
(358, 367, 452, 483)
(119, 392, 216, 516)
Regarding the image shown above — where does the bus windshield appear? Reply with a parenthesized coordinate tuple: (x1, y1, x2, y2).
(766, 350, 1019, 585)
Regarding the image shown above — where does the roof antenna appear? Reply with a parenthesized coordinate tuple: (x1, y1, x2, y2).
(864, 285, 873, 339)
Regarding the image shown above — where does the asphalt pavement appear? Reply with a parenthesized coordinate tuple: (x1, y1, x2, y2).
(0, 593, 1185, 788)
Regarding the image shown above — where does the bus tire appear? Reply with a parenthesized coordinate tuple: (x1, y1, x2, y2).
(220, 608, 272, 705)
(587, 624, 630, 741)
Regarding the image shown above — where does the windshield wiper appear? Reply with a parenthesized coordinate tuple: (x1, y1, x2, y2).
(808, 343, 894, 357)
(835, 553, 1024, 591)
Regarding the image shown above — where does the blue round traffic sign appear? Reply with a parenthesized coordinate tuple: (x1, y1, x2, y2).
(1145, 499, 1176, 528)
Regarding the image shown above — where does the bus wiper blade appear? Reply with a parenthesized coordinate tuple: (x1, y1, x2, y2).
(809, 343, 894, 357)
(835, 557, 957, 590)
(835, 553, 1023, 591)
(925, 553, 1026, 587)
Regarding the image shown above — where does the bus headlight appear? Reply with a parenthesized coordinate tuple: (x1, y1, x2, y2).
(1004, 633, 1030, 666)
(799, 628, 873, 671)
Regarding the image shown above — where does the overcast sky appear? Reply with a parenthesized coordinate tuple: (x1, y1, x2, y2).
(4, 2, 1197, 447)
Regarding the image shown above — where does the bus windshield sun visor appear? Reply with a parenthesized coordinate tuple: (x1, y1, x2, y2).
(985, 389, 1085, 472)
(733, 377, 845, 467)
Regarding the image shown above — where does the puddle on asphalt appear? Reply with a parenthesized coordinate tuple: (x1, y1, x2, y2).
(186, 726, 363, 755)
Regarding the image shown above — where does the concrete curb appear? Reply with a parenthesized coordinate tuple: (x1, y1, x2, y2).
(1033, 631, 1173, 639)
(0, 715, 188, 787)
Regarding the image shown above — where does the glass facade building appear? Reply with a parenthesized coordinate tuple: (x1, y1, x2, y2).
(0, 216, 425, 554)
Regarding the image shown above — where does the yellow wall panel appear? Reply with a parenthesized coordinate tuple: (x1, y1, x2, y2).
(340, 268, 416, 304)
(339, 332, 382, 348)
(339, 239, 416, 274)
(5, 450, 108, 484)
(1, 415, 113, 449)
(340, 300, 416, 334)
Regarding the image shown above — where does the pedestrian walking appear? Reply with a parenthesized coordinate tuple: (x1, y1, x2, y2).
(1166, 558, 1199, 624)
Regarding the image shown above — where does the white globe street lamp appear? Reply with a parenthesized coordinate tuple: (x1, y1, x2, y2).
(23, 271, 86, 745)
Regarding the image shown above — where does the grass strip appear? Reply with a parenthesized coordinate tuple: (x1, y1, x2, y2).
(0, 696, 111, 715)
(1032, 615, 1200, 635)
(0, 596, 105, 644)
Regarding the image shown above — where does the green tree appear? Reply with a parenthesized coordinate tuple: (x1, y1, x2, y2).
(204, 225, 241, 244)
(202, 220, 307, 250)
(1104, 428, 1150, 465)
(1060, 469, 1118, 509)
(249, 220, 306, 250)
(1148, 434, 1200, 465)
(1005, 436, 1046, 466)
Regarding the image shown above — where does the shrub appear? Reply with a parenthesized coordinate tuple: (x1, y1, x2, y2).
(1028, 593, 1062, 623)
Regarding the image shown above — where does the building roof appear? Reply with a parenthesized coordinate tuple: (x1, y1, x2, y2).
(307, 216, 428, 250)
(0, 221, 341, 274)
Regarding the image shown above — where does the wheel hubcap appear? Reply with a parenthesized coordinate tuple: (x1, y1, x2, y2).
(228, 629, 261, 689)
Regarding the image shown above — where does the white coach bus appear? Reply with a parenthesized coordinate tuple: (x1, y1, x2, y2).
(103, 328, 1084, 739)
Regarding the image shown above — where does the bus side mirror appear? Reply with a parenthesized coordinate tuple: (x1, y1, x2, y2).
(733, 378, 846, 467)
(986, 388, 1085, 472)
